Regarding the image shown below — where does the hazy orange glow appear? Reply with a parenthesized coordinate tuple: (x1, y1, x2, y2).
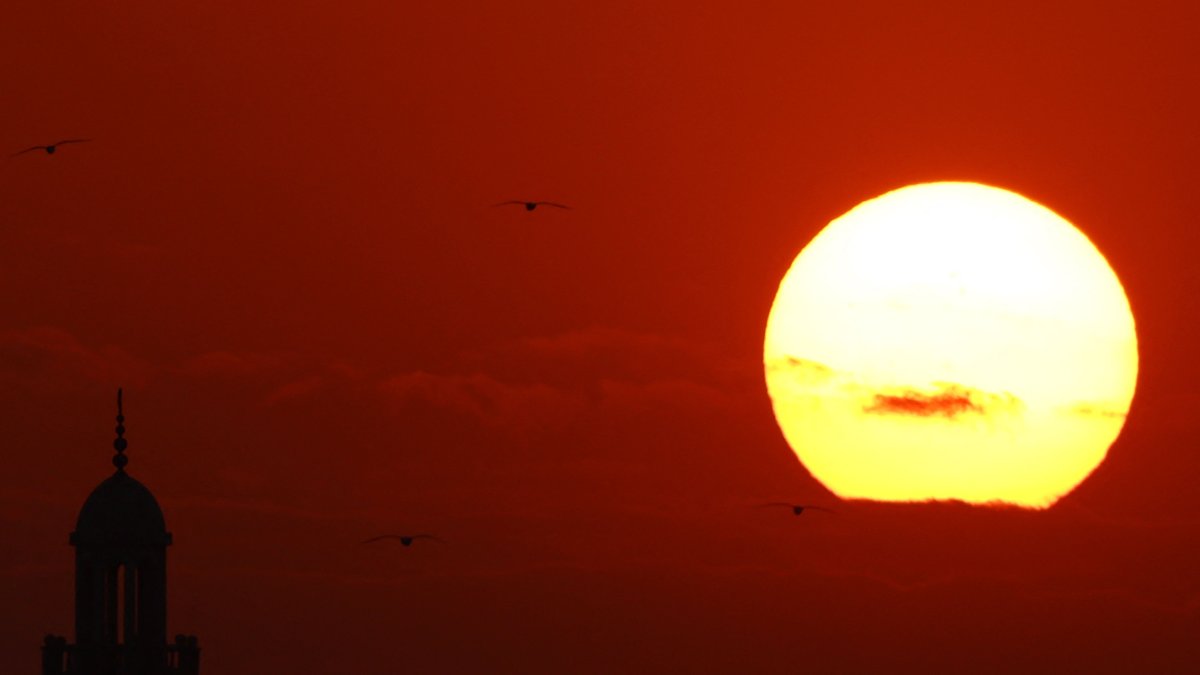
(764, 182, 1138, 508)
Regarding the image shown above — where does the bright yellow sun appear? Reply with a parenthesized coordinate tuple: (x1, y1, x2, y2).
(764, 182, 1138, 508)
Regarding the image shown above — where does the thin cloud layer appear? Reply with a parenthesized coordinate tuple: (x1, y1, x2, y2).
(1066, 403, 1129, 420)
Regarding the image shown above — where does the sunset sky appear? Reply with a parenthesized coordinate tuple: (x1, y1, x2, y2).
(4, 2, 1200, 672)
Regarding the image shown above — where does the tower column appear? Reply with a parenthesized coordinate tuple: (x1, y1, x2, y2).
(42, 389, 198, 675)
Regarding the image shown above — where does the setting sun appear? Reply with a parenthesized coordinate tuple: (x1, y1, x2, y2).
(764, 182, 1138, 508)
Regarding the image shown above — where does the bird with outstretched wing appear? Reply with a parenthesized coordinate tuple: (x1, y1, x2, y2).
(360, 534, 443, 547)
(758, 502, 836, 516)
(11, 139, 91, 157)
(493, 200, 571, 211)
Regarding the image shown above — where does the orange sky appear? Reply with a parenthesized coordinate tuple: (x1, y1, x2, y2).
(3, 1, 1200, 672)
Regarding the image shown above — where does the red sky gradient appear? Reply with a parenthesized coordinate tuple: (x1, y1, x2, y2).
(3, 2, 1200, 672)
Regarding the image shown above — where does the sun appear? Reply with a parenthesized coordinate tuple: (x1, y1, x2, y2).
(763, 182, 1138, 508)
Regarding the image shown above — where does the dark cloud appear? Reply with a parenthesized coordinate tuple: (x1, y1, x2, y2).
(263, 375, 326, 406)
(175, 350, 290, 378)
(173, 350, 367, 407)
(476, 326, 749, 390)
(863, 383, 1021, 419)
(765, 356, 836, 384)
(376, 327, 754, 437)
(379, 370, 587, 435)
(0, 326, 151, 389)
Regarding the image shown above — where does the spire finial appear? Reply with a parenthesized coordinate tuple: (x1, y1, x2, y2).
(113, 387, 128, 471)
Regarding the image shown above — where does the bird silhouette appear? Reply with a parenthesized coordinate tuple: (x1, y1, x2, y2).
(493, 200, 571, 211)
(11, 139, 91, 157)
(361, 534, 442, 547)
(759, 503, 835, 516)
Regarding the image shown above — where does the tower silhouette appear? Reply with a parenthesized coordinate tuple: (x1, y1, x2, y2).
(42, 390, 200, 675)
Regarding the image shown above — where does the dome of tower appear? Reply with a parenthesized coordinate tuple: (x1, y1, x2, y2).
(71, 471, 171, 547)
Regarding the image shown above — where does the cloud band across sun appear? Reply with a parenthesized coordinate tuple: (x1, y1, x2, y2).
(862, 383, 1021, 419)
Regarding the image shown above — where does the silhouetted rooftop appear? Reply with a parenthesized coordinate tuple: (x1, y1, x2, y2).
(71, 470, 171, 547)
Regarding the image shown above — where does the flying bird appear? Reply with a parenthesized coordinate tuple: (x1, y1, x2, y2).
(758, 503, 835, 516)
(493, 200, 571, 211)
(361, 534, 442, 547)
(11, 139, 91, 157)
